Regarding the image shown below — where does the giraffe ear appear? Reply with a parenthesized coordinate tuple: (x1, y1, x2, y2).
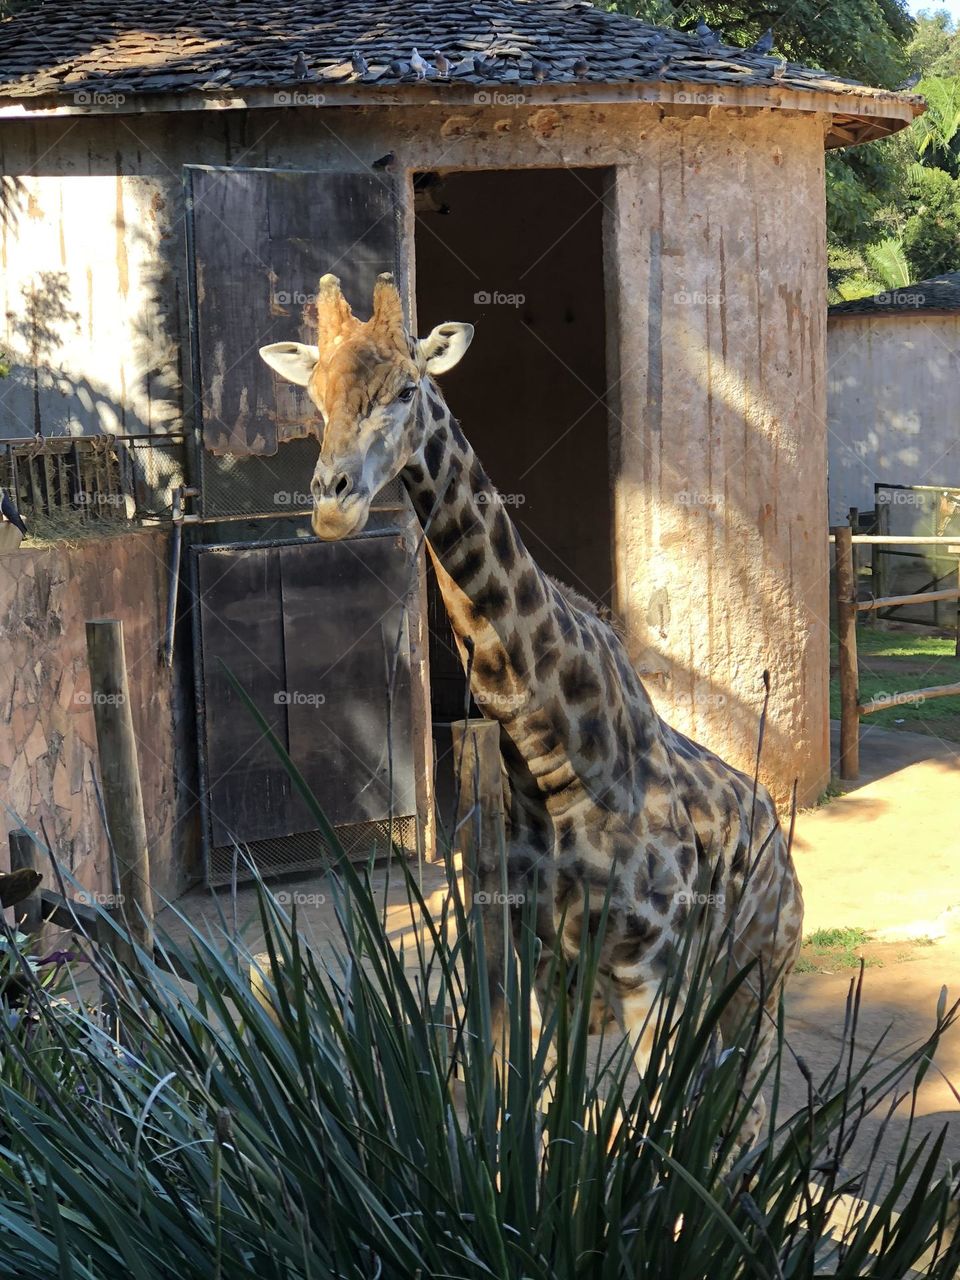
(418, 322, 474, 375)
(259, 342, 320, 387)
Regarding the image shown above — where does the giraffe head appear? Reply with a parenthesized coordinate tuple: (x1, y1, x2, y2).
(260, 272, 473, 539)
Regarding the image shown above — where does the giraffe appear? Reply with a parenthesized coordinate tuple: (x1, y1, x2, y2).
(259, 271, 804, 1143)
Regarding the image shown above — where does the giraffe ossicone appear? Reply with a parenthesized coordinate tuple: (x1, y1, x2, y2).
(260, 272, 804, 1146)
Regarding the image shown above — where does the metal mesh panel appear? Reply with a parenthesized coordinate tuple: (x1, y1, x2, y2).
(198, 438, 405, 518)
(118, 435, 185, 517)
(208, 815, 419, 886)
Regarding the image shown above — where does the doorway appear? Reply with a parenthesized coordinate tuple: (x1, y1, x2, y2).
(414, 166, 613, 723)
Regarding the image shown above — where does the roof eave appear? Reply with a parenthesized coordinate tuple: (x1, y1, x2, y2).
(829, 307, 960, 320)
(0, 78, 921, 145)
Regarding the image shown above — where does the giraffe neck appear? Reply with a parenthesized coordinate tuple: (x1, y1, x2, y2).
(400, 386, 659, 806)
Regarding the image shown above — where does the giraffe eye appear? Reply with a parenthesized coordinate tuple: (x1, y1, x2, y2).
(396, 385, 416, 403)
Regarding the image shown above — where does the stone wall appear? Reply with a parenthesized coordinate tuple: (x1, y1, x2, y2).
(0, 529, 190, 901)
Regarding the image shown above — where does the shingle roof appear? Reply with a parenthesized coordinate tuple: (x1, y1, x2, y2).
(829, 272, 960, 317)
(0, 0, 921, 145)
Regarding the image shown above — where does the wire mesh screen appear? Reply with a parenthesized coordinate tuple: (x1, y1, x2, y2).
(208, 816, 419, 887)
(118, 434, 185, 518)
(197, 438, 405, 519)
(874, 483, 960, 626)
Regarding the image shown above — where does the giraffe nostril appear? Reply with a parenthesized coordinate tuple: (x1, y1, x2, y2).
(334, 473, 352, 499)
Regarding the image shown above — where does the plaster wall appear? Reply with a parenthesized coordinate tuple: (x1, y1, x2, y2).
(0, 529, 191, 901)
(606, 113, 830, 807)
(827, 314, 960, 521)
(0, 99, 832, 806)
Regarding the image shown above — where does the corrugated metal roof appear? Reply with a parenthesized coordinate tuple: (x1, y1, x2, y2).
(829, 272, 960, 317)
(0, 0, 923, 143)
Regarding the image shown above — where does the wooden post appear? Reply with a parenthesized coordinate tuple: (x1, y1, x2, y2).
(85, 620, 155, 961)
(449, 717, 508, 1053)
(450, 718, 505, 909)
(7, 829, 42, 935)
(833, 526, 860, 781)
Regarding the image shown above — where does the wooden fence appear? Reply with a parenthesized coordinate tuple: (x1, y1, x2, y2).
(832, 527, 960, 781)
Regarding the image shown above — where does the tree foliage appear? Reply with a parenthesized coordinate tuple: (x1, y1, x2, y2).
(599, 3, 960, 296)
(604, 1, 913, 84)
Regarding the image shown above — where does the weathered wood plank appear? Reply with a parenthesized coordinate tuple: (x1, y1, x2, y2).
(832, 526, 860, 780)
(187, 166, 399, 456)
(195, 546, 300, 846)
(279, 534, 417, 827)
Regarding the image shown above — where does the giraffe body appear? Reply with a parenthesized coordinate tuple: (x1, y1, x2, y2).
(260, 273, 804, 1143)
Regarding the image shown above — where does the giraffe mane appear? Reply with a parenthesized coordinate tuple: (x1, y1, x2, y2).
(547, 575, 625, 638)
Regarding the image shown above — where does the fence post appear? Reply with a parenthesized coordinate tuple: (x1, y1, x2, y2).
(833, 526, 860, 780)
(449, 718, 505, 912)
(7, 829, 42, 935)
(85, 620, 155, 964)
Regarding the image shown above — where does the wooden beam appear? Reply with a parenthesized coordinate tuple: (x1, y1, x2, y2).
(859, 681, 960, 715)
(38, 888, 103, 935)
(845, 535, 960, 546)
(856, 587, 960, 612)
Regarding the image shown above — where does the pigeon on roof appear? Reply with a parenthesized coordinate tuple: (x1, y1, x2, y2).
(410, 47, 431, 80)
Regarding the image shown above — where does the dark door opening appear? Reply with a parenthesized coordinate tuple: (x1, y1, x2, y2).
(414, 166, 613, 724)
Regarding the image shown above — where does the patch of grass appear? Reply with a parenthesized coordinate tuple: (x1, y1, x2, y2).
(830, 627, 960, 737)
(805, 926, 872, 948)
(798, 925, 878, 974)
(814, 777, 845, 807)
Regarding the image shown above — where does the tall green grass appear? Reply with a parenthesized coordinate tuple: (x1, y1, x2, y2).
(0, 690, 957, 1276)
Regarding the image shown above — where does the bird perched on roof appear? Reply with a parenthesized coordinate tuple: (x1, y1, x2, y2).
(696, 20, 720, 48)
(410, 47, 432, 80)
(752, 28, 775, 55)
(294, 51, 310, 80)
(896, 70, 922, 90)
(572, 55, 589, 79)
(434, 50, 450, 79)
(389, 58, 408, 78)
(531, 58, 548, 83)
(1, 489, 27, 538)
(650, 55, 672, 78)
(352, 51, 369, 78)
(771, 57, 787, 81)
(475, 53, 499, 77)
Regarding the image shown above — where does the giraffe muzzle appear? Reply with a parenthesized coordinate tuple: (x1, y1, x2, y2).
(311, 490, 369, 540)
